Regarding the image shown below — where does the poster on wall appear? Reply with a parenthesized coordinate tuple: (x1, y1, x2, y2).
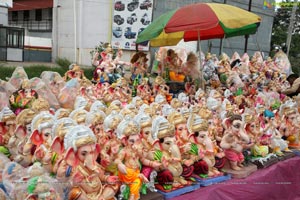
(111, 0, 153, 51)
(0, 0, 12, 8)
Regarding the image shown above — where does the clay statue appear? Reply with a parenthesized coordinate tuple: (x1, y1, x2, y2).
(85, 110, 106, 145)
(101, 111, 123, 175)
(30, 112, 55, 172)
(25, 175, 63, 200)
(0, 107, 16, 146)
(12, 109, 36, 167)
(280, 100, 300, 148)
(10, 80, 38, 115)
(168, 111, 195, 178)
(188, 113, 222, 176)
(115, 117, 160, 200)
(64, 125, 119, 200)
(64, 64, 86, 82)
(262, 110, 290, 156)
(130, 51, 149, 83)
(51, 117, 77, 179)
(151, 116, 188, 189)
(220, 114, 250, 170)
(243, 112, 268, 157)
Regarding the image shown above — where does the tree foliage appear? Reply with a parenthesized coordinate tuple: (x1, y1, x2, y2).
(271, 0, 300, 74)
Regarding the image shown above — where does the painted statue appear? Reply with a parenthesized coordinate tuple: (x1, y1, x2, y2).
(220, 114, 250, 170)
(115, 117, 160, 200)
(64, 125, 119, 200)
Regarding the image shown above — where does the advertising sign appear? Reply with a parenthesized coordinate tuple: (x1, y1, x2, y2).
(0, 0, 12, 8)
(111, 0, 153, 51)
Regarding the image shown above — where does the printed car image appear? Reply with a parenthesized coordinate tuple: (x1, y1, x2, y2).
(114, 1, 125, 11)
(113, 27, 123, 38)
(127, 13, 137, 25)
(124, 27, 136, 39)
(140, 13, 150, 25)
(114, 15, 124, 25)
(128, 0, 139, 12)
(137, 28, 148, 46)
(140, 0, 152, 10)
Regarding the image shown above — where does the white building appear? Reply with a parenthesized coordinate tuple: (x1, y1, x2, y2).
(7, 0, 53, 62)
(6, 0, 275, 66)
(0, 0, 24, 62)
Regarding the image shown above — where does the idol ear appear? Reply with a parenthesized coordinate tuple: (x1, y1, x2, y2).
(30, 130, 43, 146)
(0, 122, 7, 134)
(64, 148, 78, 167)
(67, 71, 75, 78)
(80, 87, 86, 96)
(121, 137, 127, 145)
(109, 87, 114, 93)
(188, 133, 195, 140)
(51, 136, 64, 154)
(152, 139, 162, 150)
(95, 143, 101, 156)
(18, 90, 25, 98)
(34, 147, 45, 161)
(222, 118, 231, 129)
(185, 82, 191, 92)
(137, 85, 144, 91)
(31, 89, 36, 97)
(0, 135, 3, 145)
(96, 82, 102, 89)
(25, 194, 37, 200)
(101, 52, 107, 60)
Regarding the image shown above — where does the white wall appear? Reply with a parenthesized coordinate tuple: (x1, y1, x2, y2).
(0, 7, 8, 26)
(53, 0, 75, 62)
(25, 36, 51, 48)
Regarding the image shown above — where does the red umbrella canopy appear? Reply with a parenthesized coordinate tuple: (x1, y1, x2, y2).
(165, 3, 220, 32)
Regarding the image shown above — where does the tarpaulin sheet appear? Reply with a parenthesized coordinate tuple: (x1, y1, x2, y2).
(171, 157, 300, 200)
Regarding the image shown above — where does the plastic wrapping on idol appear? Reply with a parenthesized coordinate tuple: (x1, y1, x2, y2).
(40, 71, 65, 96)
(273, 50, 292, 76)
(28, 77, 60, 109)
(58, 78, 80, 109)
(8, 66, 28, 89)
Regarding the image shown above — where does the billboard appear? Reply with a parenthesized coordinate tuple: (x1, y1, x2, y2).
(111, 0, 153, 51)
(0, 0, 12, 8)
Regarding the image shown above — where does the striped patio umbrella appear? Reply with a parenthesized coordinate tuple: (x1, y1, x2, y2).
(136, 3, 261, 47)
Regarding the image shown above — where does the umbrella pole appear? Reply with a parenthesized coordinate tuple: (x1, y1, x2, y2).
(219, 39, 223, 56)
(197, 30, 205, 91)
(219, 36, 225, 56)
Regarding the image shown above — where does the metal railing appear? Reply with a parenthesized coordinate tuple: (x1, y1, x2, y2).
(8, 19, 52, 32)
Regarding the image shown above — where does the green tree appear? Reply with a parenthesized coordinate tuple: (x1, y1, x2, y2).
(271, 0, 300, 74)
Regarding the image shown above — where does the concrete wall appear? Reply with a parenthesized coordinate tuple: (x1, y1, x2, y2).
(208, 0, 275, 57)
(153, 0, 275, 58)
(0, 7, 8, 26)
